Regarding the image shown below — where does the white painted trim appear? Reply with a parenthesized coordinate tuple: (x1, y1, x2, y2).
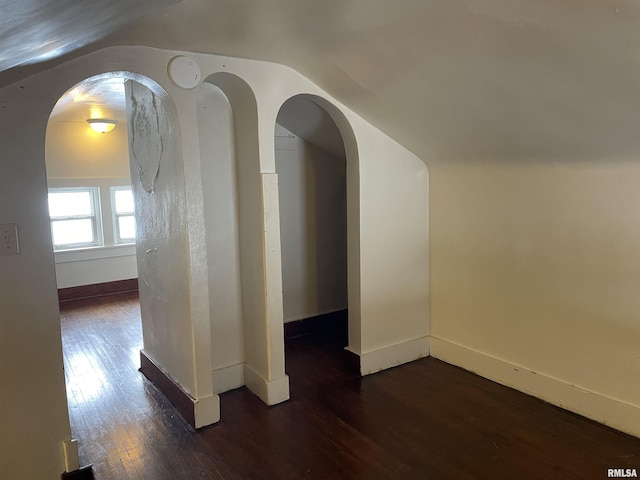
(193, 393, 220, 429)
(62, 439, 79, 473)
(243, 364, 290, 406)
(358, 336, 430, 376)
(430, 336, 640, 439)
(212, 363, 245, 394)
(54, 243, 136, 264)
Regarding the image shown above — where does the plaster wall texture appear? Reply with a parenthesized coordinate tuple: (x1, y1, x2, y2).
(196, 82, 245, 373)
(125, 79, 200, 398)
(0, 45, 429, 478)
(0, 83, 74, 479)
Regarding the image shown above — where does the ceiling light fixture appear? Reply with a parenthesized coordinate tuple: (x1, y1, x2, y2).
(87, 119, 117, 133)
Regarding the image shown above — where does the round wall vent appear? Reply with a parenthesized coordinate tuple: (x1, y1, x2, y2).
(168, 56, 201, 89)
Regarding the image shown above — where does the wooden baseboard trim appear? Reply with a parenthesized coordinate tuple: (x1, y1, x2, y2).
(58, 278, 138, 303)
(61, 465, 94, 480)
(139, 350, 196, 428)
(284, 309, 348, 342)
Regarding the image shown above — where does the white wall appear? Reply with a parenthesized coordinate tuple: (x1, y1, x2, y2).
(45, 117, 137, 288)
(352, 118, 430, 372)
(45, 120, 130, 179)
(0, 45, 429, 479)
(53, 245, 137, 288)
(197, 82, 246, 391)
(126, 79, 199, 399)
(0, 83, 76, 479)
(201, 72, 289, 404)
(3, 39, 638, 479)
(275, 123, 347, 322)
(430, 161, 640, 438)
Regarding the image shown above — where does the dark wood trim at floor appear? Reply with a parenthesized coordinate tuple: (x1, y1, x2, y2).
(284, 309, 360, 373)
(139, 349, 197, 428)
(283, 309, 348, 340)
(342, 347, 362, 375)
(58, 278, 138, 303)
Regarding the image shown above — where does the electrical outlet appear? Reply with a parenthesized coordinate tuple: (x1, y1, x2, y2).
(0, 223, 19, 256)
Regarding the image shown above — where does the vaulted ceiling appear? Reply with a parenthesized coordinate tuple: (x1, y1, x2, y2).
(3, 0, 640, 164)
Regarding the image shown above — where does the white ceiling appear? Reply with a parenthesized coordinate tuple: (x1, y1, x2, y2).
(0, 0, 178, 74)
(4, 0, 640, 164)
(49, 74, 127, 123)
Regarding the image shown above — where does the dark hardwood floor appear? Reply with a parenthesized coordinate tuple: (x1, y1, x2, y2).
(60, 293, 640, 479)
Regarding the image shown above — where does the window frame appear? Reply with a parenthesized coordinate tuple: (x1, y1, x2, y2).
(48, 186, 103, 251)
(110, 186, 136, 245)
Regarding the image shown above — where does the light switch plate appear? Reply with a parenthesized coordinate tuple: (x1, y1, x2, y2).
(0, 223, 19, 256)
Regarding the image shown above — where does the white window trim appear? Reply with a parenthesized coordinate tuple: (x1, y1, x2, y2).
(48, 186, 103, 251)
(110, 186, 136, 245)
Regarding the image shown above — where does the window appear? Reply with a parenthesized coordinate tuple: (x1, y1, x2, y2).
(111, 186, 136, 244)
(48, 187, 102, 250)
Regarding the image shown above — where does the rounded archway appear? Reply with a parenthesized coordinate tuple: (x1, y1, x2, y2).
(47, 70, 218, 457)
(198, 72, 291, 406)
(274, 94, 361, 359)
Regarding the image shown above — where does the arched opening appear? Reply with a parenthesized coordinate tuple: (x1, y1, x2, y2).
(46, 72, 208, 473)
(46, 75, 137, 293)
(198, 72, 289, 406)
(275, 94, 360, 368)
(196, 80, 245, 394)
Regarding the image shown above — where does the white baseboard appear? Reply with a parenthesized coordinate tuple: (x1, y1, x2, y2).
(62, 439, 79, 473)
(243, 364, 290, 406)
(213, 362, 290, 406)
(193, 393, 220, 429)
(430, 336, 640, 439)
(356, 336, 430, 376)
(212, 363, 245, 394)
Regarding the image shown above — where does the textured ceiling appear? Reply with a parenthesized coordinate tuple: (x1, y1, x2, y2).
(0, 0, 178, 73)
(3, 0, 640, 164)
(49, 74, 127, 123)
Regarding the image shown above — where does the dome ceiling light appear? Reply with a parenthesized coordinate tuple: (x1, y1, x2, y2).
(87, 118, 118, 133)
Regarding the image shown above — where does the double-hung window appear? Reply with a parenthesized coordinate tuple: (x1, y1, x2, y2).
(111, 186, 136, 244)
(48, 187, 102, 250)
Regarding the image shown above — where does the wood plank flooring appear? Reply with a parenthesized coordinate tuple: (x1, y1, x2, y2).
(60, 293, 640, 479)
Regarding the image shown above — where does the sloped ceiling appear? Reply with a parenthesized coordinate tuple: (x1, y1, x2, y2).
(3, 0, 640, 164)
(0, 0, 178, 73)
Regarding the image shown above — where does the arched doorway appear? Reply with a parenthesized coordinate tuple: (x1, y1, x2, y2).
(275, 94, 360, 366)
(197, 72, 289, 406)
(46, 71, 215, 473)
